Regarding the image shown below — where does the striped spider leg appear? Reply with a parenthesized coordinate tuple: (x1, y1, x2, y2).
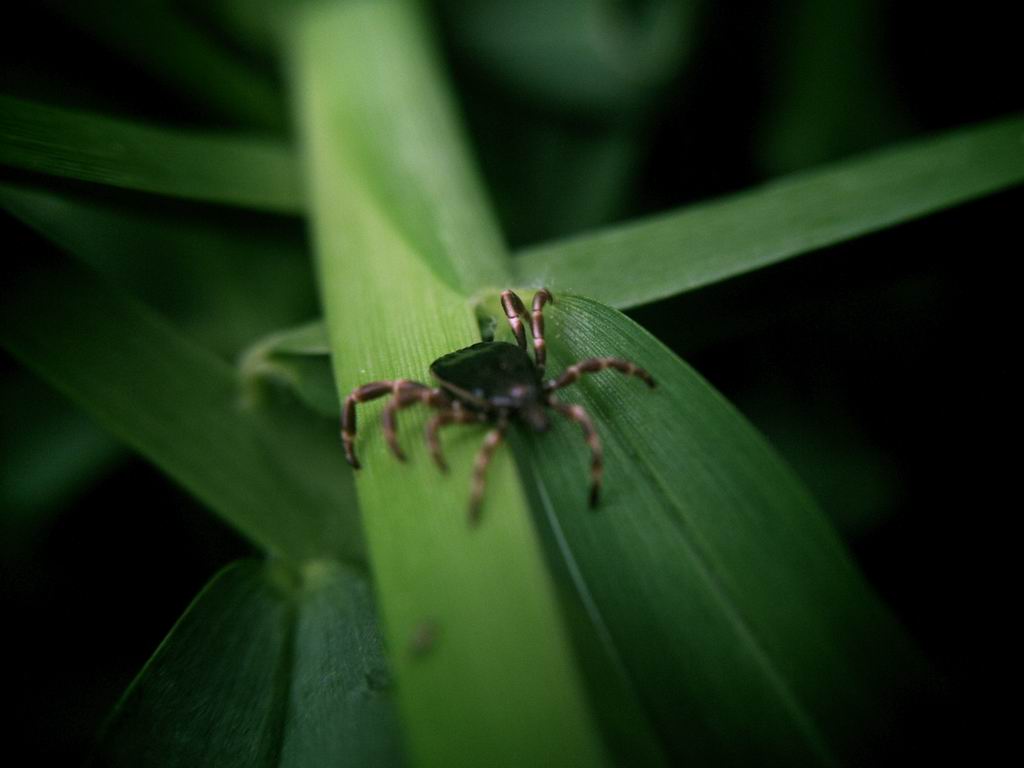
(424, 404, 505, 525)
(547, 398, 604, 507)
(544, 355, 655, 506)
(500, 288, 554, 372)
(340, 380, 449, 468)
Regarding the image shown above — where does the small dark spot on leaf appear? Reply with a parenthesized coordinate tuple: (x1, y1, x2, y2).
(363, 667, 392, 694)
(408, 619, 439, 659)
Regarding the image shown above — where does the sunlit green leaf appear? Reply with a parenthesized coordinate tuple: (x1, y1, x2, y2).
(514, 115, 1024, 309)
(95, 559, 403, 767)
(0, 95, 301, 212)
(0, 248, 362, 563)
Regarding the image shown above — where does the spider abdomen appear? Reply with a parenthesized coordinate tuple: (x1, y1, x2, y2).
(430, 341, 542, 410)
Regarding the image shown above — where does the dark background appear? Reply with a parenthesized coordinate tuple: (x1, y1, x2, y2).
(2, 1, 1019, 762)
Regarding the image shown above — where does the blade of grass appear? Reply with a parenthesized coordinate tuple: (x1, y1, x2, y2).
(0, 182, 313, 358)
(0, 245, 362, 564)
(0, 95, 302, 213)
(504, 294, 935, 765)
(4, 94, 1017, 306)
(95, 558, 403, 767)
(289, 2, 607, 765)
(514, 114, 1024, 309)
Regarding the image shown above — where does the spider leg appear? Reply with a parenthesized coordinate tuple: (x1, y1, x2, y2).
(549, 398, 604, 507)
(545, 356, 656, 392)
(500, 290, 528, 350)
(381, 383, 450, 462)
(468, 418, 508, 524)
(424, 405, 485, 472)
(530, 288, 553, 373)
(341, 379, 437, 468)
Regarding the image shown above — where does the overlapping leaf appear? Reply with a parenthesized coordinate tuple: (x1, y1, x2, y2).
(514, 115, 1024, 309)
(0, 95, 301, 212)
(5, 1, 1006, 765)
(291, 4, 607, 765)
(95, 559, 403, 767)
(289, 1, 937, 765)
(0, 247, 361, 563)
(509, 295, 933, 764)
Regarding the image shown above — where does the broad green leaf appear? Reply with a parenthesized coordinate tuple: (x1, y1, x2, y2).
(95, 558, 404, 767)
(514, 114, 1024, 309)
(241, 320, 338, 418)
(290, 2, 608, 765)
(0, 95, 302, 212)
(0, 247, 362, 564)
(0, 182, 314, 359)
(506, 294, 935, 765)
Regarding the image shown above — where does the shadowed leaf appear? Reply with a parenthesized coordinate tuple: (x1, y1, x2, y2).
(506, 294, 935, 765)
(0, 246, 361, 563)
(0, 95, 302, 212)
(94, 559, 403, 767)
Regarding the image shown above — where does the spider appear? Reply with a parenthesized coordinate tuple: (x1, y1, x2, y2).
(341, 289, 655, 523)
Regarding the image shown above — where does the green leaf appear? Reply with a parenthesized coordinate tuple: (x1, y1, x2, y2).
(0, 182, 315, 359)
(0, 246, 362, 564)
(95, 558, 404, 767)
(508, 294, 934, 764)
(514, 114, 1024, 309)
(289, 1, 938, 763)
(0, 94, 302, 212)
(240, 321, 339, 418)
(290, 2, 608, 765)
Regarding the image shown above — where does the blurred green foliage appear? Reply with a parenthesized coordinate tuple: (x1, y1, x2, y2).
(1, 0, 1020, 765)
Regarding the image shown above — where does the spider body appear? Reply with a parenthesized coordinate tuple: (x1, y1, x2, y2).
(341, 289, 654, 523)
(430, 341, 549, 432)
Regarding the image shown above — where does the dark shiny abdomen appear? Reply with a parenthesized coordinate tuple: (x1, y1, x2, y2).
(430, 341, 541, 407)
